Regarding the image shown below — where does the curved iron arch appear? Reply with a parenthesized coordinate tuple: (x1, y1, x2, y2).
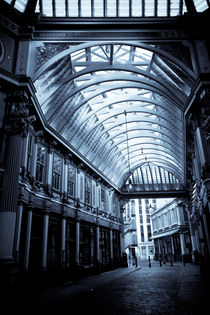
(33, 41, 196, 81)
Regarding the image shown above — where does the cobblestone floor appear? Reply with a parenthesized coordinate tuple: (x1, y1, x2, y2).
(7, 261, 210, 314)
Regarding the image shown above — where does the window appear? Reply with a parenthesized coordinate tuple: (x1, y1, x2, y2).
(27, 133, 33, 174)
(67, 164, 75, 197)
(140, 215, 143, 224)
(140, 225, 144, 242)
(147, 225, 152, 239)
(85, 176, 91, 204)
(36, 144, 46, 183)
(92, 182, 96, 207)
(80, 175, 84, 201)
(52, 154, 62, 190)
(101, 188, 106, 211)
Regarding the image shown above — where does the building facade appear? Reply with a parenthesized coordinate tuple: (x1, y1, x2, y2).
(0, 94, 123, 288)
(124, 198, 155, 262)
(151, 199, 191, 263)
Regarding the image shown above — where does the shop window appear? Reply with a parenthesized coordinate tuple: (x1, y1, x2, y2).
(85, 176, 91, 204)
(67, 164, 75, 197)
(47, 218, 60, 269)
(66, 221, 76, 268)
(52, 153, 62, 190)
(36, 144, 46, 183)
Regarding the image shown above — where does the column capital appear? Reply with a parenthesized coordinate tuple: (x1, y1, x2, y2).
(4, 90, 33, 136)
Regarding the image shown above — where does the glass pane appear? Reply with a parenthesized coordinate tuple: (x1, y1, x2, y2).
(14, 0, 28, 12)
(132, 0, 142, 17)
(53, 155, 61, 173)
(145, 0, 155, 16)
(55, 0, 66, 16)
(93, 0, 104, 16)
(194, 0, 208, 11)
(157, 0, 167, 16)
(42, 0, 53, 16)
(170, 0, 180, 16)
(81, 0, 92, 17)
(119, 0, 129, 17)
(68, 0, 79, 16)
(107, 0, 117, 17)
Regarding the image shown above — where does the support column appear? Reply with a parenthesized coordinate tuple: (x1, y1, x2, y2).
(0, 90, 29, 263)
(187, 211, 196, 262)
(180, 233, 186, 265)
(96, 223, 102, 273)
(61, 211, 66, 267)
(14, 202, 24, 263)
(110, 227, 114, 269)
(24, 206, 33, 270)
(158, 239, 161, 255)
(170, 235, 175, 256)
(41, 209, 49, 270)
(76, 219, 80, 266)
(203, 212, 210, 255)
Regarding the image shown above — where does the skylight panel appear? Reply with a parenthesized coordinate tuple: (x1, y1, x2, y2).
(157, 0, 167, 16)
(119, 0, 130, 17)
(4, 0, 12, 4)
(132, 0, 142, 16)
(14, 0, 28, 12)
(107, 0, 117, 16)
(170, 0, 180, 16)
(93, 0, 104, 16)
(55, 0, 66, 16)
(42, 0, 53, 16)
(194, 0, 209, 11)
(81, 0, 92, 17)
(68, 0, 79, 17)
(145, 0, 155, 16)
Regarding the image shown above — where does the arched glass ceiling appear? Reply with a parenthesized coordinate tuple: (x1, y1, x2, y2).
(3, 0, 209, 16)
(33, 42, 197, 189)
(122, 162, 184, 192)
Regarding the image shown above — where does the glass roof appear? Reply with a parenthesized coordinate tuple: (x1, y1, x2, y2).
(3, 0, 209, 16)
(122, 162, 184, 192)
(33, 42, 197, 188)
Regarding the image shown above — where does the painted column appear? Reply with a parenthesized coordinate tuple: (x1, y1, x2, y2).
(120, 204, 125, 254)
(180, 233, 186, 265)
(110, 228, 114, 261)
(0, 90, 29, 262)
(170, 235, 175, 256)
(31, 139, 38, 182)
(14, 201, 24, 263)
(96, 223, 100, 263)
(203, 212, 210, 255)
(24, 206, 33, 270)
(41, 209, 49, 269)
(158, 239, 161, 255)
(187, 211, 196, 261)
(76, 219, 80, 265)
(61, 212, 66, 266)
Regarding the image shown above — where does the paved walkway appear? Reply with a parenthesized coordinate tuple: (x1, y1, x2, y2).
(5, 261, 210, 314)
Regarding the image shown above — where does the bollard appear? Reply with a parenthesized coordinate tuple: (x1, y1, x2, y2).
(148, 256, 151, 268)
(159, 258, 162, 267)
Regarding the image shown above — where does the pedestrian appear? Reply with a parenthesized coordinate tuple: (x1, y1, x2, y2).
(159, 254, 162, 267)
